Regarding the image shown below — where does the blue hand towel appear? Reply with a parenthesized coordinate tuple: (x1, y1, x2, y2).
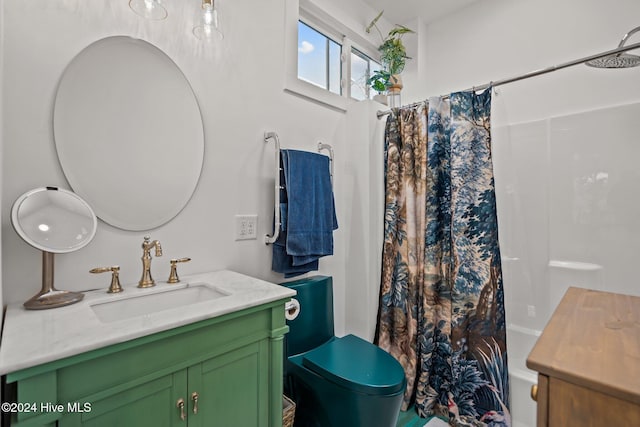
(272, 149, 338, 277)
(272, 224, 319, 278)
(282, 149, 338, 264)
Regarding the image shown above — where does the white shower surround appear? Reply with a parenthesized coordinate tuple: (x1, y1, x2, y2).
(492, 101, 640, 425)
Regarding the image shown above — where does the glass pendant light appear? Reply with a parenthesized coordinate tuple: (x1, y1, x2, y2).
(193, 0, 223, 40)
(129, 0, 168, 21)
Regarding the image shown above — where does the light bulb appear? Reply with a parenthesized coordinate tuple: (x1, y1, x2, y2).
(203, 4, 214, 26)
(193, 0, 223, 41)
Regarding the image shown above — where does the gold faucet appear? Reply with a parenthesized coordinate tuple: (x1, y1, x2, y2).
(138, 236, 162, 288)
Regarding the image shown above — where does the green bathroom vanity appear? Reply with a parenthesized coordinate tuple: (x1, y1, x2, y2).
(0, 270, 295, 427)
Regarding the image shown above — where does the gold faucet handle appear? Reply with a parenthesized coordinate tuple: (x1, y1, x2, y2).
(168, 258, 191, 284)
(90, 266, 123, 294)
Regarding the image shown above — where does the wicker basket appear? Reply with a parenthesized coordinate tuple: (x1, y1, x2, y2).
(283, 395, 296, 427)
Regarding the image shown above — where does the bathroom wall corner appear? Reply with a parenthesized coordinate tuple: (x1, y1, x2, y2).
(342, 100, 385, 342)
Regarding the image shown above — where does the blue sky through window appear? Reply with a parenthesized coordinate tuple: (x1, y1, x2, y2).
(297, 21, 341, 95)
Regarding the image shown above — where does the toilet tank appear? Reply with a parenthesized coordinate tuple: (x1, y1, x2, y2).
(281, 276, 334, 356)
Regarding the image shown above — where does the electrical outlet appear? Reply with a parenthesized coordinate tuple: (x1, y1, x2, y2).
(235, 215, 258, 240)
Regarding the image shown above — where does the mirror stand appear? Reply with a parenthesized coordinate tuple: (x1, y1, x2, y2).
(24, 251, 84, 310)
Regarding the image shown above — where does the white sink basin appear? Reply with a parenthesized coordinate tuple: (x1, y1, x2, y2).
(90, 283, 230, 323)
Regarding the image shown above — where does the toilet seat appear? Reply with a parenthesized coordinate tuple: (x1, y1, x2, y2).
(301, 334, 406, 395)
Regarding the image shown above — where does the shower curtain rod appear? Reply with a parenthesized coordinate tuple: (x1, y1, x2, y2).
(376, 40, 640, 119)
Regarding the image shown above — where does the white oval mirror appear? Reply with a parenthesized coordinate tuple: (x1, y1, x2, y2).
(11, 187, 98, 309)
(53, 36, 204, 231)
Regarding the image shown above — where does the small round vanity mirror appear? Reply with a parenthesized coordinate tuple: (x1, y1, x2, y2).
(11, 187, 97, 309)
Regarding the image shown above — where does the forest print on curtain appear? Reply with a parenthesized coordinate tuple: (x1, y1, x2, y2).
(375, 89, 510, 427)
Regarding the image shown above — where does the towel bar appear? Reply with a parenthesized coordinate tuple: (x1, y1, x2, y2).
(264, 131, 334, 245)
(317, 142, 334, 184)
(264, 132, 281, 244)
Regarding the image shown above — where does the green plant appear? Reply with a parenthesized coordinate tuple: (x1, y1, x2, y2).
(368, 69, 392, 93)
(365, 11, 414, 93)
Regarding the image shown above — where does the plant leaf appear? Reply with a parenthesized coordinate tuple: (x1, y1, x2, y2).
(367, 69, 392, 93)
(365, 10, 384, 34)
(388, 26, 415, 37)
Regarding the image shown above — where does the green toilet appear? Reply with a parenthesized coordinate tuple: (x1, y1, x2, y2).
(282, 276, 406, 427)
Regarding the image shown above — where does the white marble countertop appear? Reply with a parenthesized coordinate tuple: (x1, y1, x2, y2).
(0, 270, 295, 375)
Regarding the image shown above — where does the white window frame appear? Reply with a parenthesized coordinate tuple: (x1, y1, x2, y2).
(284, 0, 381, 112)
(350, 47, 382, 101)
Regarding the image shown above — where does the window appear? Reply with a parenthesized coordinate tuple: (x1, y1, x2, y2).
(284, 0, 382, 111)
(297, 21, 342, 95)
(350, 48, 382, 101)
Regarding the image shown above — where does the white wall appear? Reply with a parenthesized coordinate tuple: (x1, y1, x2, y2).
(0, 0, 386, 338)
(342, 100, 386, 341)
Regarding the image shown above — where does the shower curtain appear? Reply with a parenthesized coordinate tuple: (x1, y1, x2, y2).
(375, 90, 510, 426)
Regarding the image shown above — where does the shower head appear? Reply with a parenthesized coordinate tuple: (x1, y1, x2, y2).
(586, 53, 640, 68)
(586, 25, 640, 68)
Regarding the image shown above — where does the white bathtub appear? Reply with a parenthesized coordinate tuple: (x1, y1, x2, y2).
(507, 324, 541, 427)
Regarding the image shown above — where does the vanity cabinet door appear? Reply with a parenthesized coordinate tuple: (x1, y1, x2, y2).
(186, 340, 270, 427)
(58, 371, 187, 427)
(57, 339, 271, 427)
